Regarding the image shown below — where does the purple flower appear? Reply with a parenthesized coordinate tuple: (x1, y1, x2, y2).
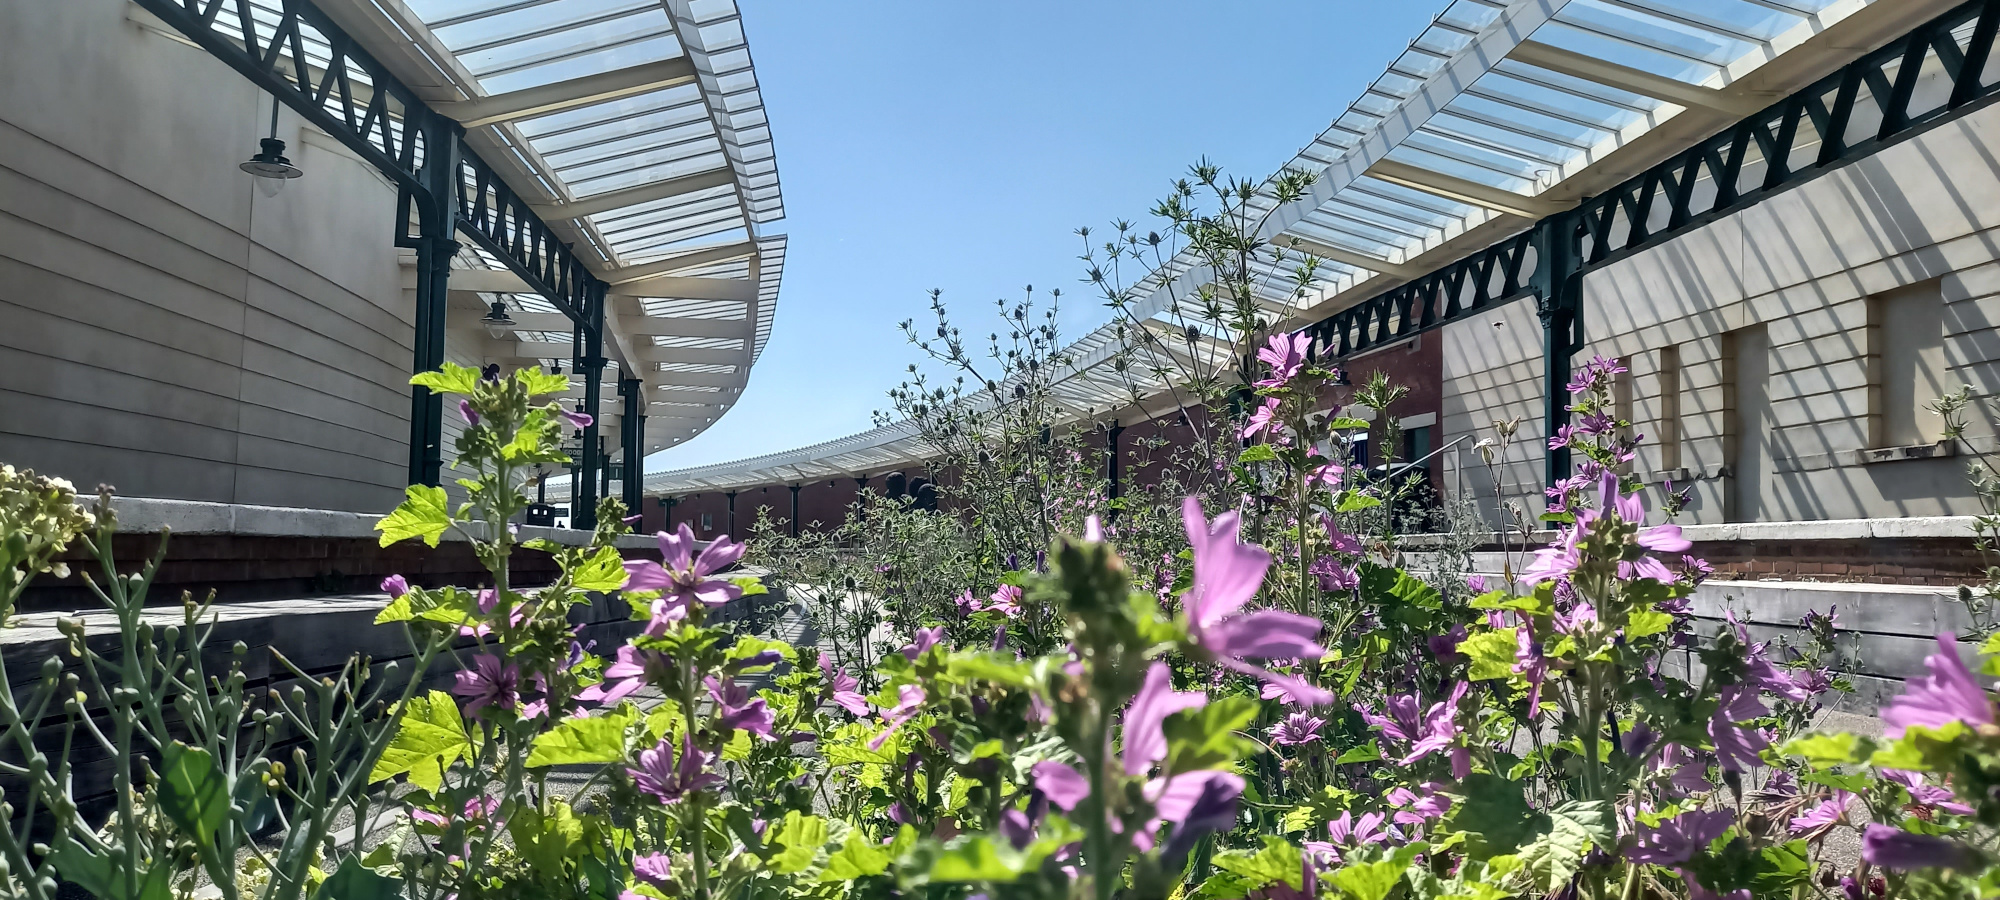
(1788, 789, 1855, 833)
(632, 852, 672, 887)
(1861, 824, 1980, 871)
(578, 644, 668, 705)
(817, 652, 873, 716)
(381, 574, 410, 598)
(561, 407, 594, 429)
(1241, 398, 1282, 440)
(1150, 770, 1245, 862)
(622, 524, 745, 633)
(986, 584, 1023, 618)
(867, 684, 926, 751)
(1309, 556, 1358, 591)
(1255, 333, 1310, 388)
(1269, 712, 1326, 747)
(1320, 514, 1363, 555)
(1657, 742, 1715, 794)
(901, 625, 946, 660)
(1311, 811, 1393, 862)
(1625, 809, 1733, 865)
(1709, 685, 1770, 772)
(628, 734, 722, 804)
(450, 654, 520, 716)
(706, 676, 775, 740)
(1082, 514, 1106, 542)
(1356, 681, 1468, 769)
(458, 399, 480, 426)
(1426, 624, 1468, 662)
(1386, 782, 1452, 826)
(1882, 632, 1993, 738)
(1032, 760, 1090, 812)
(1879, 769, 1975, 816)
(1124, 662, 1207, 775)
(1678, 872, 1751, 900)
(1180, 498, 1333, 706)
(1514, 627, 1550, 709)
(1520, 529, 1581, 584)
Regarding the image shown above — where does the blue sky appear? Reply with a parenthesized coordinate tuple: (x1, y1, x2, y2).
(649, 1, 1442, 471)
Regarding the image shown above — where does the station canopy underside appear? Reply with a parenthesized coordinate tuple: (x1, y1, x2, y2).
(204, 0, 789, 454)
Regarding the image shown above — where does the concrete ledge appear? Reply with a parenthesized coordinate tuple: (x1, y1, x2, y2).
(104, 496, 658, 550)
(1398, 516, 1979, 548)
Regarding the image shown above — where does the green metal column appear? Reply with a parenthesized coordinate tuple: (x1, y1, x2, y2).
(1533, 211, 1583, 492)
(408, 113, 462, 487)
(574, 281, 607, 529)
(620, 377, 644, 516)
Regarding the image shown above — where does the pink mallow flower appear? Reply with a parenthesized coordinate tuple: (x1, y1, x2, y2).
(1709, 685, 1770, 773)
(1255, 332, 1310, 388)
(1881, 633, 1993, 739)
(1879, 769, 1975, 816)
(627, 734, 721, 804)
(1241, 398, 1282, 440)
(817, 653, 873, 716)
(632, 853, 672, 887)
(901, 626, 946, 660)
(867, 684, 927, 751)
(1386, 782, 1452, 826)
(1788, 790, 1856, 833)
(1269, 712, 1325, 747)
(1626, 809, 1733, 865)
(986, 584, 1023, 618)
(706, 676, 775, 740)
(1356, 681, 1469, 774)
(578, 644, 668, 705)
(450, 654, 520, 716)
(1862, 825, 1980, 872)
(1180, 498, 1334, 706)
(1522, 471, 1691, 584)
(621, 524, 745, 633)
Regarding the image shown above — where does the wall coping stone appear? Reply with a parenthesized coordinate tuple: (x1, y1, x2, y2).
(104, 496, 657, 550)
(1397, 515, 1978, 548)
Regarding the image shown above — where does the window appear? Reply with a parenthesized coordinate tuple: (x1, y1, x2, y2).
(700, 512, 713, 532)
(1351, 434, 1370, 469)
(1404, 426, 1431, 465)
(1869, 283, 1947, 446)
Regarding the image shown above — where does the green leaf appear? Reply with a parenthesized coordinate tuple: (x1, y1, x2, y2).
(946, 651, 1036, 688)
(369, 691, 470, 792)
(1869, 721, 1970, 772)
(1335, 491, 1382, 513)
(520, 368, 572, 397)
(768, 811, 829, 874)
(1460, 629, 1520, 681)
(48, 838, 172, 900)
(727, 636, 798, 671)
(1515, 801, 1612, 893)
(409, 362, 482, 395)
(508, 801, 586, 877)
(1334, 741, 1381, 765)
(925, 835, 1015, 881)
(1327, 416, 1371, 430)
(728, 574, 769, 597)
(313, 856, 402, 900)
(820, 829, 892, 881)
(527, 709, 634, 767)
(568, 544, 628, 592)
(1750, 840, 1812, 895)
(500, 407, 557, 463)
(1778, 733, 1862, 770)
(1446, 774, 1539, 859)
(1360, 563, 1441, 611)
(156, 743, 230, 847)
(1329, 858, 1405, 900)
(376, 484, 451, 548)
(1238, 444, 1279, 464)
(1625, 609, 1673, 639)
(374, 594, 416, 624)
(1213, 837, 1303, 889)
(1163, 696, 1261, 772)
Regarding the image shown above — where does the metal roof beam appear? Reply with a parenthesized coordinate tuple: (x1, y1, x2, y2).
(622, 316, 754, 339)
(1365, 159, 1563, 219)
(533, 168, 736, 220)
(604, 242, 757, 283)
(610, 274, 759, 301)
(1508, 40, 1767, 117)
(436, 58, 698, 128)
(1270, 235, 1427, 279)
(635, 345, 743, 366)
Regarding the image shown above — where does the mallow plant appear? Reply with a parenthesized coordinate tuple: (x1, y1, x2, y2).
(12, 348, 2000, 900)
